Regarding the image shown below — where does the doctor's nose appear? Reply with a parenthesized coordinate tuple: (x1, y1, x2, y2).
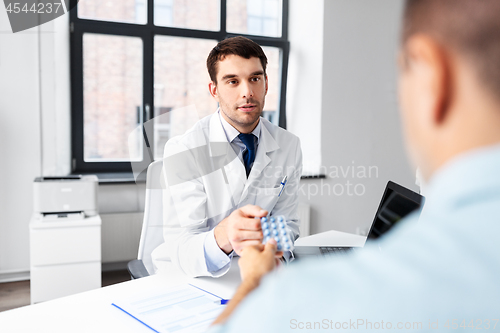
(240, 82, 254, 98)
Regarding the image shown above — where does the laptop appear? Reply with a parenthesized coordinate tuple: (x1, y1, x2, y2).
(293, 181, 424, 259)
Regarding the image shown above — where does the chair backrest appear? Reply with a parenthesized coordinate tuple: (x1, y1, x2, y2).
(137, 159, 164, 274)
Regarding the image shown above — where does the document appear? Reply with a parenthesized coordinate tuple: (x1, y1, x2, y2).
(112, 284, 225, 333)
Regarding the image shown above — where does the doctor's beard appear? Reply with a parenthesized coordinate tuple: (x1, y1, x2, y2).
(219, 97, 265, 130)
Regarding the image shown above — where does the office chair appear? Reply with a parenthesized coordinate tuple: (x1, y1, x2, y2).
(127, 159, 165, 279)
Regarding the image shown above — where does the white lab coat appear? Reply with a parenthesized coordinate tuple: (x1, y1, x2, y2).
(152, 112, 302, 278)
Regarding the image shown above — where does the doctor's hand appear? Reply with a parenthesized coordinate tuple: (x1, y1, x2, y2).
(239, 239, 282, 286)
(214, 205, 267, 256)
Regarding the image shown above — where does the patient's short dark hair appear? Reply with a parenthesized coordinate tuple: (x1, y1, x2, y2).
(207, 36, 267, 84)
(403, 0, 500, 99)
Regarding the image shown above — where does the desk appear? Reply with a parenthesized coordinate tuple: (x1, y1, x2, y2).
(0, 230, 358, 332)
(0, 260, 241, 333)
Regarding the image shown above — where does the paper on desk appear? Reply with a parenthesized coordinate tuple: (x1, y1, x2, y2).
(188, 259, 241, 301)
(112, 284, 225, 333)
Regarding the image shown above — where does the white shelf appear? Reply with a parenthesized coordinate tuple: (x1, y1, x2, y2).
(30, 214, 102, 304)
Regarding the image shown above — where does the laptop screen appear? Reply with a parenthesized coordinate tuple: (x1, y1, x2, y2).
(366, 181, 424, 240)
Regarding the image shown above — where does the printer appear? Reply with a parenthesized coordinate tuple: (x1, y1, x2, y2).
(30, 175, 102, 303)
(33, 175, 99, 219)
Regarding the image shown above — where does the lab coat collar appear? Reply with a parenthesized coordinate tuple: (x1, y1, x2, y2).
(208, 112, 247, 201)
(217, 108, 262, 145)
(209, 111, 279, 169)
(208, 110, 232, 157)
(241, 120, 280, 199)
(208, 112, 280, 205)
(248, 120, 279, 177)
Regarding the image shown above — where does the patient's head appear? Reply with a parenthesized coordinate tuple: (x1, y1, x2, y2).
(398, 0, 500, 180)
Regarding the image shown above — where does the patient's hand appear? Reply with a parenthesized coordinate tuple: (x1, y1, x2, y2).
(239, 240, 282, 285)
(211, 239, 282, 326)
(215, 205, 268, 255)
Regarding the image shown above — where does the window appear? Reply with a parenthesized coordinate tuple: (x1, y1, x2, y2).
(70, 0, 289, 173)
(227, 0, 282, 37)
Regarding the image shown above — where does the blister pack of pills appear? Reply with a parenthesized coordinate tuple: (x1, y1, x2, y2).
(260, 215, 294, 251)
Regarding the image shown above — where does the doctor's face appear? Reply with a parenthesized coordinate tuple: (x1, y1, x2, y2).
(209, 54, 268, 133)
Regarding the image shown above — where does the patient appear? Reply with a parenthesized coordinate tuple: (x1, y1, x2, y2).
(210, 0, 500, 330)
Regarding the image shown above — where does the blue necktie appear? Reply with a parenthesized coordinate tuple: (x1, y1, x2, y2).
(238, 133, 256, 177)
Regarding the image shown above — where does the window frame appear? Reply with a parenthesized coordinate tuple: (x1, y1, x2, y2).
(70, 0, 289, 173)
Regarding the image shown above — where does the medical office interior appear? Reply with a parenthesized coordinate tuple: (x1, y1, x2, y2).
(0, 0, 415, 324)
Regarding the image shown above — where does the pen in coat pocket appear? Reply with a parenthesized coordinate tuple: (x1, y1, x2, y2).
(278, 175, 288, 197)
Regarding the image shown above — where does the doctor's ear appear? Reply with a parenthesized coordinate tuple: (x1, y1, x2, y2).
(209, 81, 220, 102)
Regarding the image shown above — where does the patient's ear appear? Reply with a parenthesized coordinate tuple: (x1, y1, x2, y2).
(405, 35, 451, 127)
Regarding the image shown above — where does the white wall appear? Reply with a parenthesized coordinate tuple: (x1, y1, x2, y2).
(0, 10, 41, 281)
(294, 0, 416, 235)
(39, 15, 71, 176)
(0, 13, 144, 280)
(287, 0, 324, 175)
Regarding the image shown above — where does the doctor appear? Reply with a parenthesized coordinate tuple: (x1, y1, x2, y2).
(152, 36, 303, 278)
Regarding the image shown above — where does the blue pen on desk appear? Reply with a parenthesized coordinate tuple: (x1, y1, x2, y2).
(278, 175, 288, 197)
(214, 299, 230, 305)
(189, 284, 229, 306)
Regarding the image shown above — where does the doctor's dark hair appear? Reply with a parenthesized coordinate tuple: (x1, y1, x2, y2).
(402, 0, 500, 99)
(207, 36, 268, 84)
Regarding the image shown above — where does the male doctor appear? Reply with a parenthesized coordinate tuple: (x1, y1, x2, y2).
(152, 36, 302, 278)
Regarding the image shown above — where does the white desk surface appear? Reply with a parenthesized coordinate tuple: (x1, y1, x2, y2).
(0, 260, 242, 333)
(0, 230, 361, 332)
